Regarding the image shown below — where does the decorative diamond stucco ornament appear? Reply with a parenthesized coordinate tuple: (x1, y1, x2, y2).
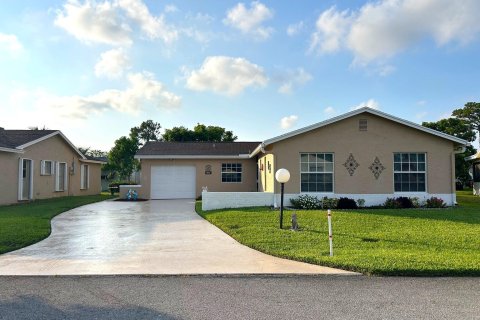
(343, 153, 359, 176)
(369, 157, 385, 180)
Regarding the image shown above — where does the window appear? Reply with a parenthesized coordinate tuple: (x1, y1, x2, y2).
(222, 163, 242, 183)
(55, 162, 68, 192)
(40, 160, 53, 176)
(394, 153, 426, 192)
(81, 164, 89, 190)
(300, 153, 334, 192)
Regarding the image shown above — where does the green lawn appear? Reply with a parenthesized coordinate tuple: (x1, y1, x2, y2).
(0, 195, 115, 254)
(196, 191, 480, 276)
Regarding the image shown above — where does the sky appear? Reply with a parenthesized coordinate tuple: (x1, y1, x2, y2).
(0, 0, 479, 151)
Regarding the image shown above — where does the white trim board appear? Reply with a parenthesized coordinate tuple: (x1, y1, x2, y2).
(135, 155, 251, 160)
(0, 147, 24, 153)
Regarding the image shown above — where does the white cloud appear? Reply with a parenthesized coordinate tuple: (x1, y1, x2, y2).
(324, 106, 336, 115)
(280, 115, 298, 129)
(417, 100, 427, 106)
(286, 21, 304, 36)
(223, 1, 274, 40)
(378, 64, 396, 76)
(277, 68, 313, 94)
(54, 0, 177, 45)
(94, 48, 130, 79)
(351, 99, 380, 110)
(0, 33, 23, 54)
(36, 72, 181, 119)
(309, 1, 480, 64)
(185, 56, 268, 95)
(309, 7, 352, 54)
(164, 4, 178, 13)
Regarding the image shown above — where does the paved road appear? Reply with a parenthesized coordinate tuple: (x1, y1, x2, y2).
(0, 276, 478, 320)
(0, 200, 352, 275)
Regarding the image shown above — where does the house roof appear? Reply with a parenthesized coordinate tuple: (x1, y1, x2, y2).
(250, 107, 471, 157)
(135, 141, 261, 159)
(0, 128, 86, 158)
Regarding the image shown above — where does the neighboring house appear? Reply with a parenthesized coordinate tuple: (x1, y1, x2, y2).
(0, 128, 105, 206)
(465, 152, 480, 195)
(134, 108, 469, 207)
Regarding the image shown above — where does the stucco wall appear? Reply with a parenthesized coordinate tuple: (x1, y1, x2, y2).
(0, 135, 102, 205)
(262, 112, 456, 196)
(258, 153, 275, 192)
(139, 158, 258, 199)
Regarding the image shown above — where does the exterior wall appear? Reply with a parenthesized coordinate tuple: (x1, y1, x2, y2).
(0, 135, 102, 206)
(139, 158, 258, 199)
(258, 153, 275, 192)
(262, 112, 456, 201)
(202, 191, 274, 210)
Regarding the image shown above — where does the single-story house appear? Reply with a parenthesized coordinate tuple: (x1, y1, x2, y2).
(0, 128, 105, 206)
(134, 107, 469, 208)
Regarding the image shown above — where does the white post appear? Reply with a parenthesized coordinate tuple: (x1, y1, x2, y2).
(328, 209, 333, 256)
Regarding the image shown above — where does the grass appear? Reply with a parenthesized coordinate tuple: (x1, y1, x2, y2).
(196, 191, 480, 276)
(0, 195, 115, 254)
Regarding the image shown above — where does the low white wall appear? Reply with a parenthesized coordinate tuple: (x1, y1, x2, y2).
(279, 193, 456, 207)
(202, 191, 456, 210)
(202, 191, 274, 211)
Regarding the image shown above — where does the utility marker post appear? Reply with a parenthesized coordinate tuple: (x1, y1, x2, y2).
(327, 209, 333, 256)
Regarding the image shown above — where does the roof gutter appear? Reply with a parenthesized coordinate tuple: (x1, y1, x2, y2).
(79, 159, 107, 164)
(249, 142, 265, 157)
(135, 154, 251, 160)
(0, 147, 24, 153)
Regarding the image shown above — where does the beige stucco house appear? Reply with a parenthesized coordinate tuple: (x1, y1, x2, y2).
(0, 128, 104, 206)
(134, 108, 469, 208)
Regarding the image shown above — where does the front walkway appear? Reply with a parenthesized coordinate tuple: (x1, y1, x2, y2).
(0, 200, 357, 275)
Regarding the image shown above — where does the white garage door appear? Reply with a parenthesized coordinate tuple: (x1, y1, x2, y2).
(151, 166, 196, 199)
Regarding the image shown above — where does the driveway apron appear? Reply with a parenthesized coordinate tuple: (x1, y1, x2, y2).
(0, 200, 356, 275)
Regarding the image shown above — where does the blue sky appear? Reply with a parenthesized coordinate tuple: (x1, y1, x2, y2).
(0, 0, 479, 150)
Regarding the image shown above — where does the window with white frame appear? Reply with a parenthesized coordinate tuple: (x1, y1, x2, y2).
(221, 163, 242, 183)
(300, 153, 334, 192)
(55, 162, 68, 192)
(81, 164, 89, 190)
(394, 153, 426, 192)
(40, 160, 54, 176)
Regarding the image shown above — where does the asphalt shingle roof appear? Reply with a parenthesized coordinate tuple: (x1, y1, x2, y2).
(0, 129, 58, 149)
(136, 141, 261, 156)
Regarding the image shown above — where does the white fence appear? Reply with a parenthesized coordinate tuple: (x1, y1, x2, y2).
(202, 192, 274, 211)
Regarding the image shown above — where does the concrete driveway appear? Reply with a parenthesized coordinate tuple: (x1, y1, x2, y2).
(0, 200, 356, 275)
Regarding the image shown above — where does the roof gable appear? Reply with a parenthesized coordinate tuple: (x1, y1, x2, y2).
(251, 107, 469, 156)
(0, 129, 86, 158)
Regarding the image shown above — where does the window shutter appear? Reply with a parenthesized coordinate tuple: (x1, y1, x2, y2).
(55, 162, 60, 191)
(40, 160, 45, 175)
(80, 165, 85, 189)
(87, 165, 90, 189)
(18, 158, 23, 201)
(64, 164, 68, 191)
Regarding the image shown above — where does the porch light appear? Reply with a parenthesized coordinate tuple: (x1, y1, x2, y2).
(275, 168, 290, 229)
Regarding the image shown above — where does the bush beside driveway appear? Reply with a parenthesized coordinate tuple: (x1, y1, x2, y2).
(196, 191, 480, 276)
(0, 195, 115, 254)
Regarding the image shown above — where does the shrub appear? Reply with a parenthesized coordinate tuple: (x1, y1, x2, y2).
(384, 198, 401, 209)
(410, 197, 421, 208)
(425, 197, 446, 208)
(289, 195, 321, 210)
(396, 197, 414, 209)
(337, 197, 358, 209)
(321, 197, 338, 209)
(356, 199, 366, 208)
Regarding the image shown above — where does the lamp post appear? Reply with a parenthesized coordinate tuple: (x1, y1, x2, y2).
(275, 168, 290, 229)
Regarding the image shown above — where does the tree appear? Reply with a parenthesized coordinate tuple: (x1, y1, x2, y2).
(163, 123, 237, 142)
(106, 136, 139, 180)
(129, 120, 162, 145)
(452, 102, 480, 147)
(422, 118, 477, 184)
(78, 147, 107, 158)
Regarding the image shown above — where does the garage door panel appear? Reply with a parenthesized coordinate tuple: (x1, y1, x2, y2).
(151, 166, 196, 199)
